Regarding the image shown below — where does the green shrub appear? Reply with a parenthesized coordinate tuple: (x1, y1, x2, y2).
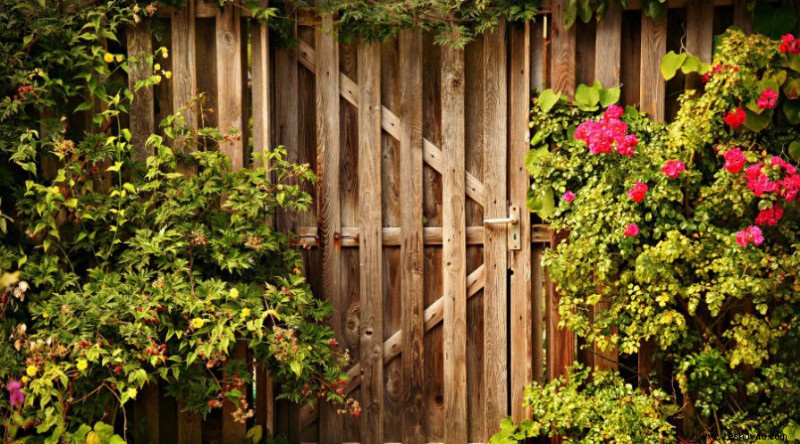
(0, 1, 351, 442)
(508, 28, 800, 441)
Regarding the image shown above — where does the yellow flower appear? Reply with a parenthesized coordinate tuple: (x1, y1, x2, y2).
(293, 267, 301, 275)
(76, 359, 88, 372)
(21, 376, 29, 384)
(161, 47, 169, 59)
(307, 346, 312, 351)
(154, 75, 162, 84)
(229, 288, 239, 299)
(103, 53, 114, 64)
(191, 318, 204, 329)
(240, 308, 251, 319)
(26, 365, 37, 377)
(115, 54, 124, 63)
(42, 312, 50, 318)
(128, 388, 138, 399)
(154, 63, 161, 71)
(165, 71, 172, 79)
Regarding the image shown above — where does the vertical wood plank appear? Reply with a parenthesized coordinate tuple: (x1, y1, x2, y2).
(550, 0, 576, 99)
(595, 1, 622, 88)
(546, 230, 574, 383)
(255, 366, 275, 437)
(592, 1, 622, 373)
(509, 22, 532, 423)
(177, 399, 202, 444)
(251, 0, 271, 161)
(483, 22, 508, 438)
(441, 37, 468, 444)
(640, 14, 667, 122)
(358, 42, 384, 444)
(399, 29, 425, 444)
(222, 344, 247, 443)
(127, 21, 155, 162)
(216, 4, 244, 169)
(532, 245, 544, 382)
(171, 2, 196, 124)
(686, 0, 714, 91)
(733, 0, 753, 34)
(531, 19, 545, 91)
(316, 15, 343, 444)
(133, 383, 160, 444)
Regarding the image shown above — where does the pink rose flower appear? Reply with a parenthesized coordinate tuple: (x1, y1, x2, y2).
(736, 226, 764, 247)
(623, 223, 639, 237)
(756, 89, 778, 110)
(661, 160, 686, 179)
(723, 107, 747, 129)
(562, 191, 576, 203)
(627, 182, 648, 203)
(722, 148, 746, 173)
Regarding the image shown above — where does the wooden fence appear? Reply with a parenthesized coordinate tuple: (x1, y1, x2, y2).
(120, 0, 753, 442)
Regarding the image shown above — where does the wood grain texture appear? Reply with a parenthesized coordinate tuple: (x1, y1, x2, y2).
(315, 15, 343, 444)
(546, 230, 575, 383)
(251, 0, 271, 162)
(733, 0, 753, 34)
(215, 4, 244, 168)
(398, 29, 425, 444)
(595, 1, 622, 88)
(171, 2, 196, 125)
(441, 39, 468, 443)
(532, 245, 545, 382)
(550, 0, 576, 98)
(127, 20, 155, 162)
(640, 13, 667, 121)
(509, 22, 533, 424)
(686, 0, 714, 91)
(483, 22, 509, 438)
(177, 398, 202, 444)
(358, 42, 384, 444)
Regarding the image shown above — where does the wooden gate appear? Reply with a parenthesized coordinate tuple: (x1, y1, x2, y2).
(276, 20, 542, 443)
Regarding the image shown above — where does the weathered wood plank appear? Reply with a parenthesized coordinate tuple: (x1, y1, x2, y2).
(215, 4, 244, 168)
(733, 0, 753, 34)
(176, 399, 202, 444)
(251, 0, 271, 161)
(483, 22, 509, 438)
(546, 230, 575, 409)
(222, 343, 247, 443)
(298, 265, 486, 427)
(685, 0, 714, 91)
(550, 0, 576, 98)
(640, 13, 667, 121)
(295, 226, 486, 247)
(358, 42, 383, 444)
(255, 366, 275, 437)
(171, 2, 197, 126)
(509, 21, 533, 423)
(399, 29, 425, 444)
(315, 15, 343, 444)
(127, 21, 155, 162)
(532, 245, 545, 382)
(595, 1, 622, 88)
(440, 38, 468, 443)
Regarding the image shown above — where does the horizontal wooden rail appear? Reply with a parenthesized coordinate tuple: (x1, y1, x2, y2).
(293, 225, 553, 247)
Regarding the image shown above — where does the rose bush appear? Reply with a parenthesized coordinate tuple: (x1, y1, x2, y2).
(497, 28, 800, 442)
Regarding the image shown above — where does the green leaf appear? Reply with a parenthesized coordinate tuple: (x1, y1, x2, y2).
(752, 1, 797, 39)
(785, 55, 800, 73)
(744, 108, 773, 132)
(784, 78, 800, 100)
(538, 89, 562, 113)
(524, 145, 550, 174)
(660, 51, 687, 81)
(643, 0, 667, 20)
(577, 0, 593, 23)
(598, 86, 620, 107)
(574, 83, 600, 111)
(564, 0, 578, 29)
(789, 141, 800, 163)
(246, 426, 264, 444)
(784, 99, 800, 123)
(680, 55, 709, 75)
(290, 361, 303, 378)
(527, 186, 555, 219)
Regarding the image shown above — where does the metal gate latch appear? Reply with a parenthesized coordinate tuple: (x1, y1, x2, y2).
(483, 205, 521, 251)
